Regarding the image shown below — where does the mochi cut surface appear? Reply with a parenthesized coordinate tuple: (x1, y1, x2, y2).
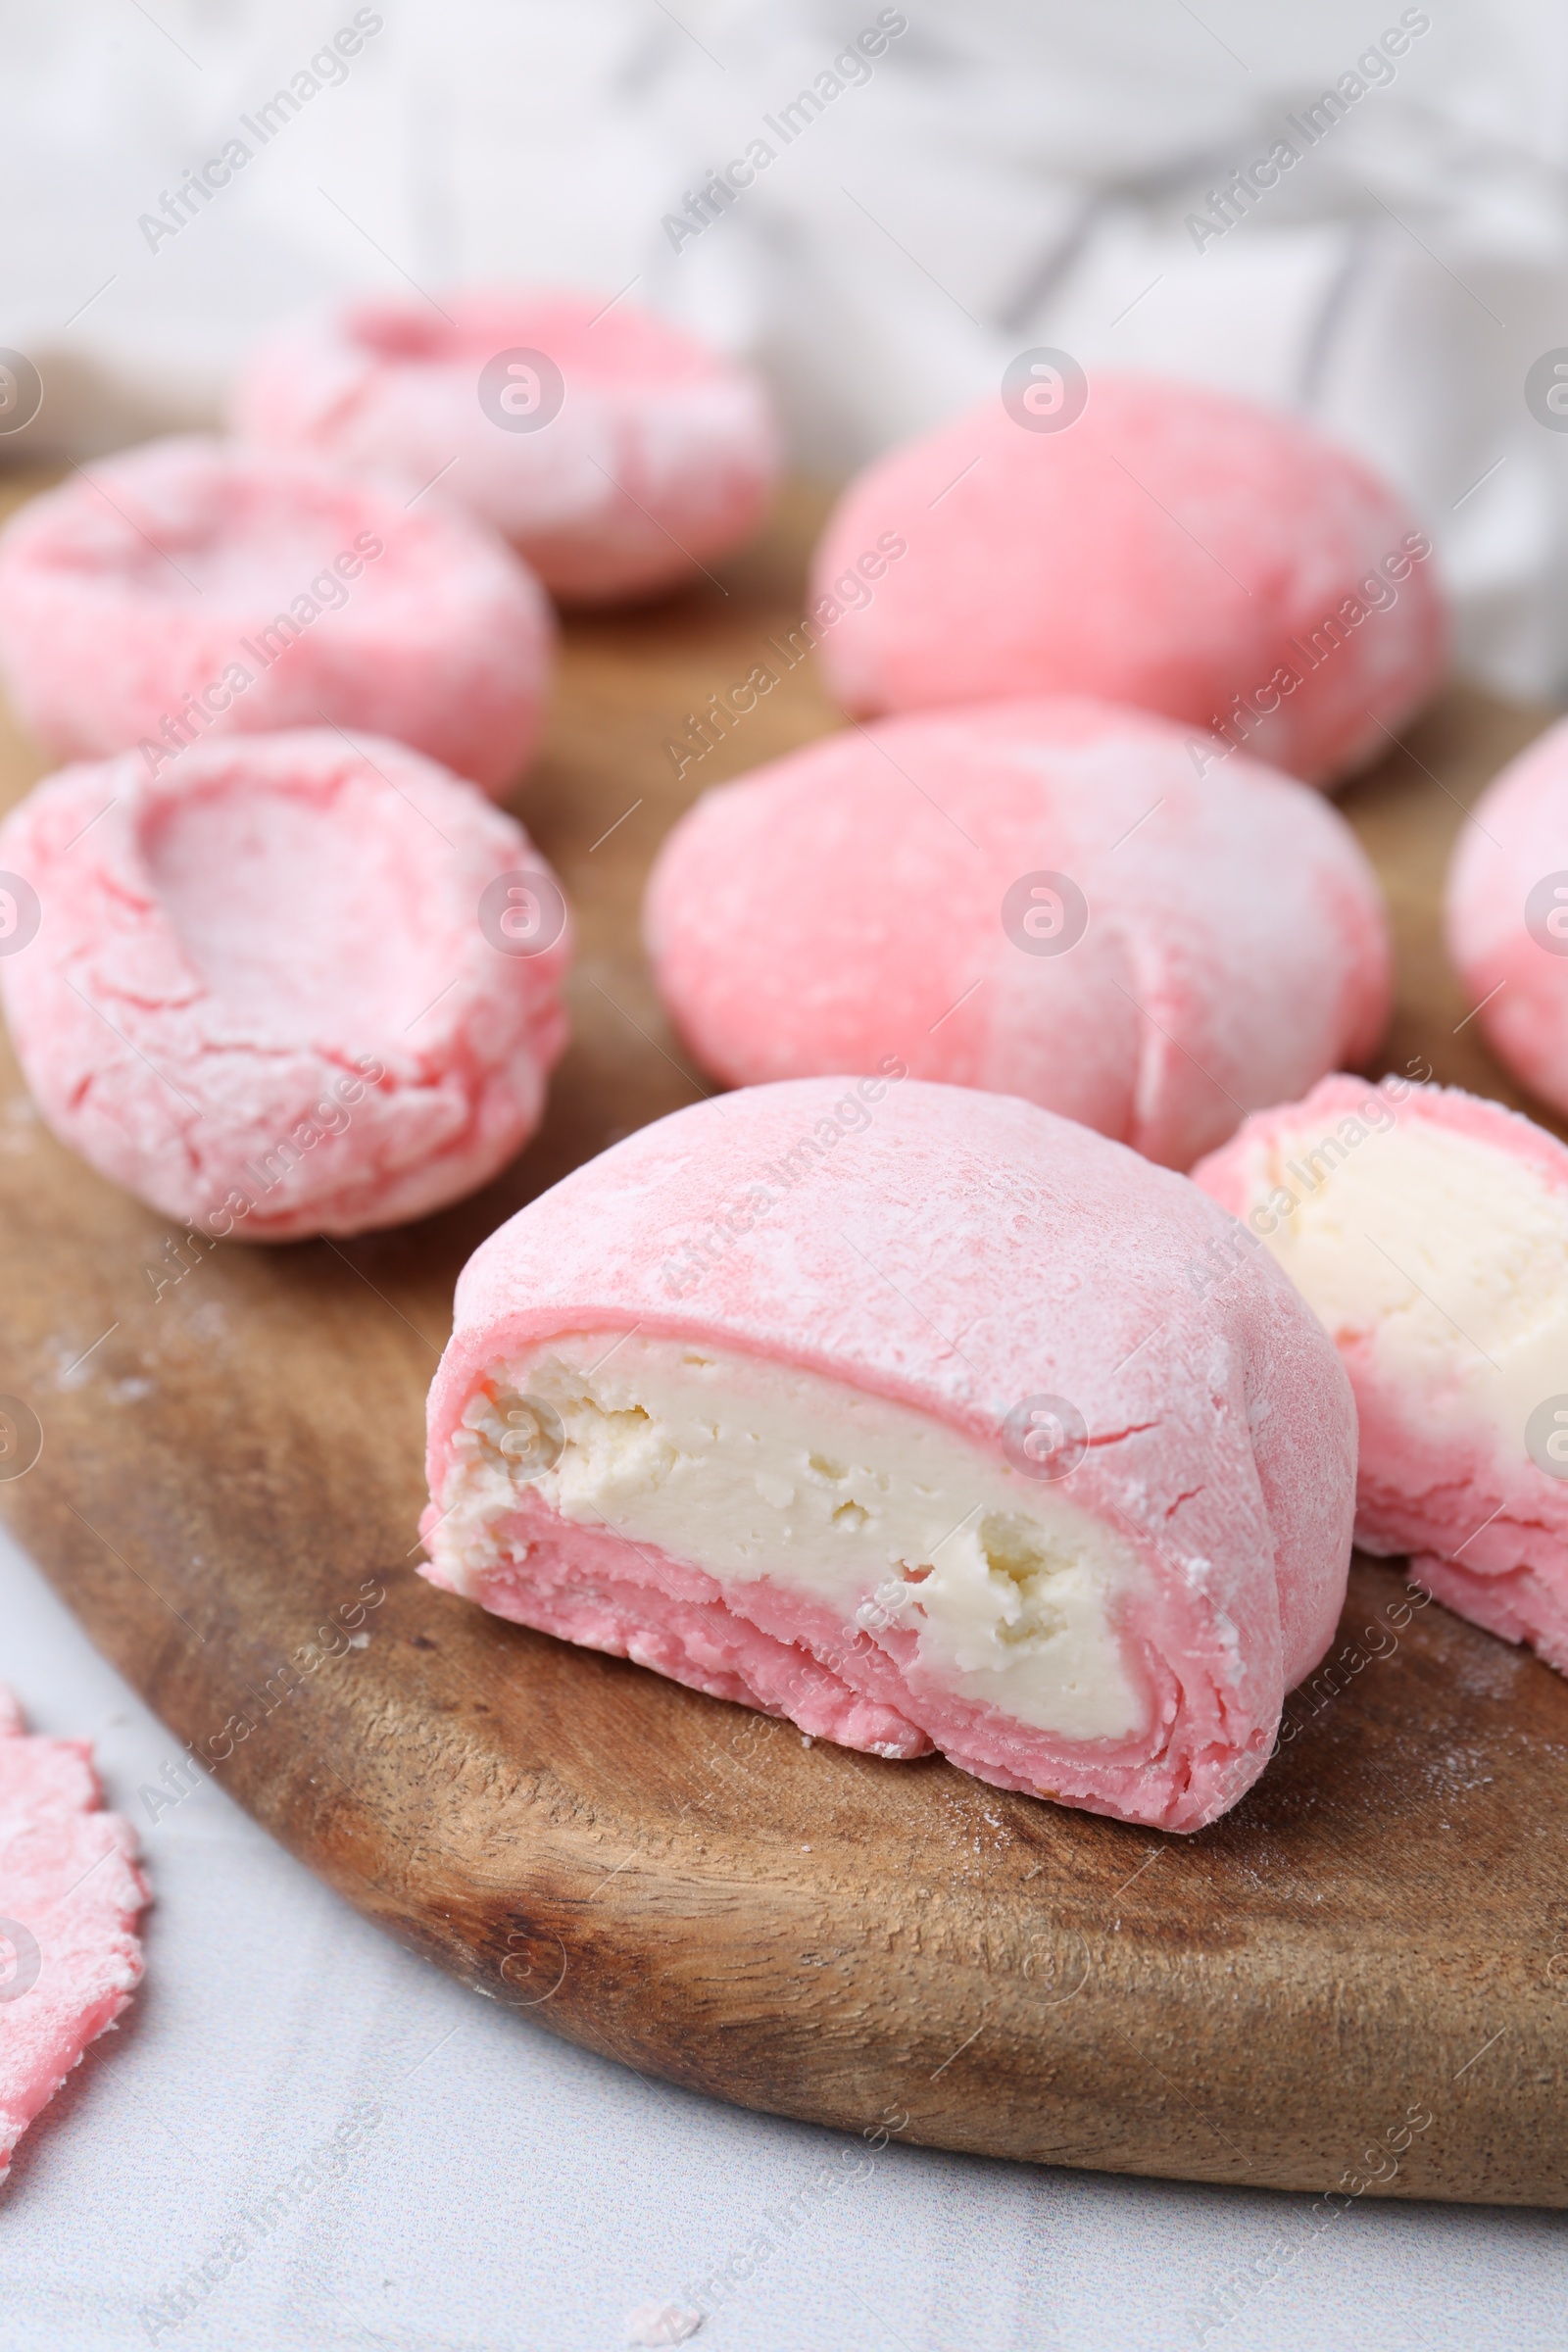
(423, 1078, 1356, 1831)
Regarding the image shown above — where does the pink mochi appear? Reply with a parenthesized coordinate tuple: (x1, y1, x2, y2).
(0, 436, 553, 796)
(809, 374, 1446, 784)
(230, 290, 780, 606)
(420, 1079, 1356, 1834)
(1195, 1077, 1568, 1673)
(1446, 716, 1568, 1117)
(0, 730, 571, 1241)
(0, 1689, 148, 2178)
(644, 699, 1391, 1172)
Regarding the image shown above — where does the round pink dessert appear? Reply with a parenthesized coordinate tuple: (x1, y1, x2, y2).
(644, 698, 1391, 1171)
(1195, 1075, 1568, 1674)
(0, 730, 571, 1240)
(1446, 716, 1568, 1117)
(809, 373, 1446, 784)
(0, 436, 553, 796)
(0, 1688, 147, 2179)
(420, 1078, 1356, 1834)
(230, 290, 780, 606)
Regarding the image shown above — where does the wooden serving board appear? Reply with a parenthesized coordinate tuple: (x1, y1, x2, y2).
(2, 474, 1565, 2208)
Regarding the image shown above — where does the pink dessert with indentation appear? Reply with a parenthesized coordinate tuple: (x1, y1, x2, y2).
(0, 436, 553, 796)
(420, 1079, 1355, 1832)
(1195, 1076, 1568, 1671)
(1446, 716, 1568, 1117)
(231, 290, 780, 605)
(0, 730, 571, 1240)
(645, 699, 1390, 1171)
(0, 1689, 147, 2178)
(809, 373, 1446, 784)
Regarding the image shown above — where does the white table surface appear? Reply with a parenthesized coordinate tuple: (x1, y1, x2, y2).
(1, 1523, 1561, 2352)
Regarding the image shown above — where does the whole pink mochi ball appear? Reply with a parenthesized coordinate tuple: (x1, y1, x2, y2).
(808, 373, 1447, 784)
(0, 437, 554, 796)
(419, 1079, 1356, 1833)
(1446, 715, 1568, 1117)
(0, 730, 572, 1240)
(230, 289, 780, 606)
(645, 699, 1391, 1171)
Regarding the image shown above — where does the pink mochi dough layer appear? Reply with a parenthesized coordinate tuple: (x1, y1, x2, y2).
(1195, 1076, 1568, 1671)
(230, 289, 781, 606)
(0, 730, 571, 1240)
(1446, 715, 1568, 1118)
(0, 436, 554, 796)
(421, 1079, 1356, 1834)
(0, 1688, 148, 2179)
(809, 373, 1447, 784)
(645, 698, 1391, 1172)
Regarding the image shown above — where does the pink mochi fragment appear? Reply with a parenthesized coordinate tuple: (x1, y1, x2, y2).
(231, 290, 780, 606)
(809, 373, 1447, 784)
(0, 1689, 148, 2178)
(0, 729, 571, 1240)
(1446, 715, 1568, 1118)
(645, 698, 1391, 1171)
(1195, 1076, 1568, 1672)
(0, 436, 553, 796)
(420, 1079, 1356, 1833)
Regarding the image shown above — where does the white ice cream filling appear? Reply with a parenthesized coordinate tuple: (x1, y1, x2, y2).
(1247, 1115, 1568, 1449)
(433, 1332, 1150, 1742)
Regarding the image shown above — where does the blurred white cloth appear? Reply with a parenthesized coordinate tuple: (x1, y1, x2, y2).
(1, 0, 1567, 698)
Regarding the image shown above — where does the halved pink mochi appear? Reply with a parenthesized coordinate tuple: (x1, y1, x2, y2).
(0, 730, 571, 1240)
(0, 436, 553, 795)
(644, 699, 1391, 1171)
(1446, 715, 1568, 1118)
(1195, 1076, 1568, 1671)
(231, 290, 780, 606)
(809, 373, 1446, 784)
(0, 1689, 148, 2178)
(421, 1079, 1355, 1833)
